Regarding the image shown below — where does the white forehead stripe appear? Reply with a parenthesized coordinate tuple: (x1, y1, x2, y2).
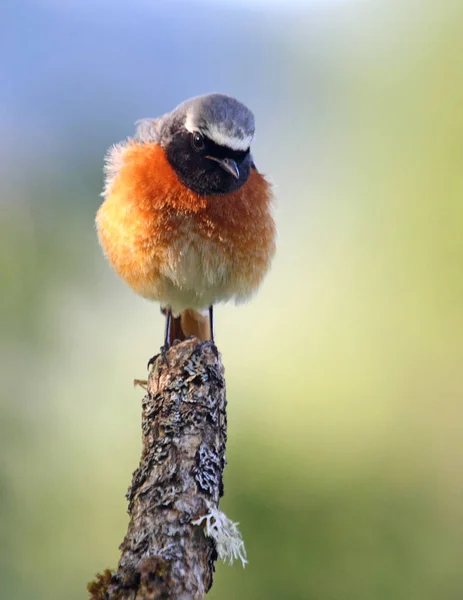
(205, 124, 253, 151)
(184, 114, 252, 151)
(184, 113, 197, 135)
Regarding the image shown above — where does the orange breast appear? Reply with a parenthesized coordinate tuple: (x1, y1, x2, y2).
(96, 141, 276, 308)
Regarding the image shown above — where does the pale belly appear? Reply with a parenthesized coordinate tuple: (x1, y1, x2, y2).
(157, 230, 238, 314)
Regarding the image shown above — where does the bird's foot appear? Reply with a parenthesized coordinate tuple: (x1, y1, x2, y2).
(147, 353, 159, 370)
(191, 338, 219, 359)
(160, 344, 170, 367)
(147, 345, 170, 370)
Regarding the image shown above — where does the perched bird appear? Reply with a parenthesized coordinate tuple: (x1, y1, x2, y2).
(96, 93, 276, 348)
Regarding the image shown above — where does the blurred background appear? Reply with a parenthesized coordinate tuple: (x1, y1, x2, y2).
(2, 0, 463, 598)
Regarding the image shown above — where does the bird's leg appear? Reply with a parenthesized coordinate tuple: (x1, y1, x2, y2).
(160, 308, 172, 365)
(209, 305, 215, 343)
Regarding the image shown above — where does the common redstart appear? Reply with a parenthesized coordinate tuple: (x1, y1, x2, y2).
(96, 93, 276, 348)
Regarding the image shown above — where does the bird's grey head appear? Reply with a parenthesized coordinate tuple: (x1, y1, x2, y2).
(154, 94, 256, 196)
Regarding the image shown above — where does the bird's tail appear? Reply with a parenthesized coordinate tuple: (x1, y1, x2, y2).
(164, 308, 212, 346)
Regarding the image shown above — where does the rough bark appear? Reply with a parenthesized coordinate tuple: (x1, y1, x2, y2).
(88, 338, 227, 600)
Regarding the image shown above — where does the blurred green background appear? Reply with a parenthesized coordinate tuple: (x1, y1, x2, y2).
(2, 0, 463, 598)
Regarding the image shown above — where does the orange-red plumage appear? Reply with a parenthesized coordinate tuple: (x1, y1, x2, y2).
(96, 141, 276, 314)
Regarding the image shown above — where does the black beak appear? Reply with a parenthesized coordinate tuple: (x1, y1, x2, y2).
(205, 156, 240, 179)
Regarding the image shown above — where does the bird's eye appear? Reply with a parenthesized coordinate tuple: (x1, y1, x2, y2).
(191, 131, 205, 151)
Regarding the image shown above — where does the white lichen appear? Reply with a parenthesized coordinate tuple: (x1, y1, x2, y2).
(192, 504, 247, 568)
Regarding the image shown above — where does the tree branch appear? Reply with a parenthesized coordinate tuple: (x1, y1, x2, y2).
(88, 338, 245, 600)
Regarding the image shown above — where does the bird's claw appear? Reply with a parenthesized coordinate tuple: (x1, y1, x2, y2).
(147, 353, 159, 370)
(147, 345, 170, 371)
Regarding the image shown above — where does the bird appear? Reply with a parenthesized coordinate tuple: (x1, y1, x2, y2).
(96, 93, 276, 351)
